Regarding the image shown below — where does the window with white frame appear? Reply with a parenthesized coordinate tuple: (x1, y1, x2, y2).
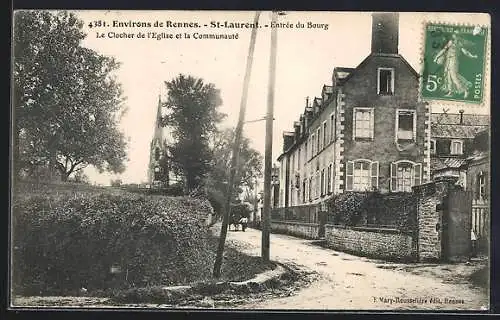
(323, 121, 328, 147)
(327, 163, 333, 193)
(430, 139, 436, 155)
(377, 67, 394, 95)
(317, 127, 321, 151)
(321, 169, 325, 196)
(450, 139, 463, 155)
(396, 110, 416, 141)
(390, 160, 422, 192)
(330, 113, 335, 142)
(477, 171, 487, 200)
(345, 159, 379, 191)
(298, 147, 301, 169)
(302, 179, 306, 203)
(308, 176, 312, 201)
(305, 141, 308, 161)
(311, 134, 315, 156)
(353, 108, 374, 139)
(315, 171, 320, 199)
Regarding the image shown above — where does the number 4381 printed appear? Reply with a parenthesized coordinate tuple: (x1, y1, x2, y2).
(421, 23, 488, 104)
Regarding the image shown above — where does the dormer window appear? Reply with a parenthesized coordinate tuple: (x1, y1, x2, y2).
(450, 140, 463, 155)
(377, 67, 394, 95)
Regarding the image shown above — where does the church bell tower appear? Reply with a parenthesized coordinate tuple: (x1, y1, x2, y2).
(148, 95, 169, 187)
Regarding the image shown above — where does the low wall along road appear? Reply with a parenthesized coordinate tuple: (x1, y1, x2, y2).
(324, 224, 415, 261)
(271, 220, 320, 240)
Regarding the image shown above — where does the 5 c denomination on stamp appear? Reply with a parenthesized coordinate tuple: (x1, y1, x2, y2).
(421, 23, 488, 104)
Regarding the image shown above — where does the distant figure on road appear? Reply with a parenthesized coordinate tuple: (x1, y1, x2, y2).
(229, 214, 240, 231)
(239, 216, 248, 232)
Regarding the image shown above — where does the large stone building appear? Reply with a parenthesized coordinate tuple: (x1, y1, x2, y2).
(277, 12, 430, 209)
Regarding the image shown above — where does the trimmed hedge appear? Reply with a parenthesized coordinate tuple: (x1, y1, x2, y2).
(12, 192, 214, 296)
(326, 191, 417, 232)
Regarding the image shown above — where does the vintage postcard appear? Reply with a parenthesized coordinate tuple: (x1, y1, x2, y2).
(10, 10, 490, 311)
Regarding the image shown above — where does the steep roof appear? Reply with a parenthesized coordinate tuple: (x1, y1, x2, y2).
(431, 113, 490, 126)
(336, 53, 419, 87)
(431, 124, 488, 139)
(431, 157, 469, 172)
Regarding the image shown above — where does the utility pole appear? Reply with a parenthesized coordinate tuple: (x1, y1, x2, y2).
(213, 11, 261, 278)
(262, 11, 279, 263)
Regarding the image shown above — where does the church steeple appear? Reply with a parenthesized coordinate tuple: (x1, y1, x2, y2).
(148, 94, 167, 186)
(153, 94, 163, 140)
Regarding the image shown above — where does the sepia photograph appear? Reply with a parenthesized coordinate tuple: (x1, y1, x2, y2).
(10, 10, 491, 311)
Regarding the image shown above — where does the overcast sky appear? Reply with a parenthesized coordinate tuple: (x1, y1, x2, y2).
(72, 11, 490, 185)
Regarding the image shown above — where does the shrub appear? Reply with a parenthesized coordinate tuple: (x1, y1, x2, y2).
(326, 191, 417, 232)
(122, 183, 185, 197)
(326, 192, 369, 226)
(12, 192, 214, 296)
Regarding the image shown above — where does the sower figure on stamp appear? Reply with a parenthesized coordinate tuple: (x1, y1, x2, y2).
(433, 31, 478, 99)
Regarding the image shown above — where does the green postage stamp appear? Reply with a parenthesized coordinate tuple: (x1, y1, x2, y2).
(421, 23, 488, 104)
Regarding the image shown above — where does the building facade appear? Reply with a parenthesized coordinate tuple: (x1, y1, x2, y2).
(430, 111, 489, 187)
(277, 12, 430, 209)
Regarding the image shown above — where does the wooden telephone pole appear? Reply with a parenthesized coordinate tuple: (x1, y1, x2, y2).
(213, 11, 261, 278)
(262, 11, 279, 263)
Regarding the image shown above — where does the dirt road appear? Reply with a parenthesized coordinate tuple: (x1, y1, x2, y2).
(224, 227, 488, 311)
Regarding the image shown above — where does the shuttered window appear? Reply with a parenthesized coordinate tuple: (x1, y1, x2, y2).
(371, 161, 379, 189)
(346, 161, 354, 191)
(345, 159, 379, 191)
(330, 113, 335, 142)
(477, 171, 488, 200)
(327, 163, 333, 194)
(302, 179, 306, 203)
(390, 161, 422, 192)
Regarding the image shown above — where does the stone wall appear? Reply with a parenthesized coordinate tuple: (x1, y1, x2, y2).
(415, 192, 442, 261)
(324, 224, 415, 261)
(413, 178, 461, 262)
(271, 220, 320, 239)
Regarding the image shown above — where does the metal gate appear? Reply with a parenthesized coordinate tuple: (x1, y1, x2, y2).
(472, 198, 489, 254)
(441, 189, 472, 261)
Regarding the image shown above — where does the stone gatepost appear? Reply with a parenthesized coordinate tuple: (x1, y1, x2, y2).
(412, 177, 457, 262)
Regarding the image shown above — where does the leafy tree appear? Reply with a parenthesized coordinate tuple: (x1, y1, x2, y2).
(208, 127, 263, 197)
(203, 127, 262, 219)
(13, 10, 128, 182)
(161, 74, 225, 191)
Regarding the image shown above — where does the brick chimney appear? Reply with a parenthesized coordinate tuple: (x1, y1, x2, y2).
(371, 12, 399, 54)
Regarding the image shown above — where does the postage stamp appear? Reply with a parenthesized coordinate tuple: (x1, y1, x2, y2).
(421, 23, 488, 104)
(10, 10, 491, 311)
